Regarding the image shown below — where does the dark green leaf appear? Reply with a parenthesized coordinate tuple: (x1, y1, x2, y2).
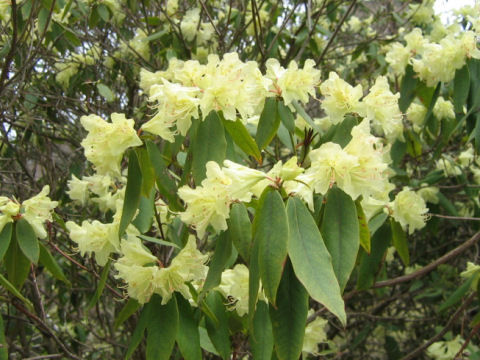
(39, 243, 70, 285)
(97, 4, 110, 21)
(355, 200, 371, 254)
(0, 314, 8, 360)
(5, 233, 30, 289)
(136, 147, 156, 197)
(390, 219, 409, 266)
(286, 197, 345, 325)
(145, 140, 182, 211)
(0, 223, 13, 261)
(125, 303, 150, 359)
(201, 231, 232, 296)
(320, 187, 359, 292)
(357, 224, 391, 290)
(16, 218, 38, 264)
(176, 295, 202, 360)
(192, 111, 227, 183)
(205, 292, 231, 360)
(256, 98, 280, 150)
(114, 299, 140, 330)
(439, 277, 473, 313)
(255, 189, 289, 304)
(0, 273, 33, 310)
(146, 295, 178, 360)
(277, 100, 295, 133)
(248, 235, 261, 326)
(399, 65, 418, 112)
(270, 260, 308, 360)
(453, 65, 470, 113)
(119, 150, 143, 237)
(222, 117, 262, 162)
(228, 203, 252, 263)
(251, 301, 273, 360)
(132, 192, 155, 234)
(137, 235, 179, 248)
(87, 260, 111, 310)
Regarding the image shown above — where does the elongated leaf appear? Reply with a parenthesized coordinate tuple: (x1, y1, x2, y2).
(132, 192, 155, 234)
(146, 295, 178, 360)
(114, 299, 140, 330)
(0, 223, 12, 261)
(390, 219, 409, 266)
(138, 235, 179, 248)
(5, 234, 30, 289)
(228, 203, 252, 263)
(439, 277, 474, 313)
(145, 140, 182, 211)
(119, 150, 143, 237)
(205, 292, 231, 360)
(251, 301, 273, 360)
(202, 232, 232, 297)
(291, 100, 321, 133)
(355, 201, 371, 254)
(16, 218, 39, 264)
(248, 235, 261, 325)
(0, 314, 7, 360)
(176, 295, 202, 360)
(357, 224, 391, 290)
(368, 212, 388, 237)
(87, 259, 111, 310)
(125, 303, 150, 359)
(399, 65, 418, 112)
(277, 100, 295, 132)
(39, 243, 70, 285)
(270, 260, 308, 360)
(320, 187, 359, 292)
(256, 98, 280, 149)
(96, 83, 115, 102)
(255, 189, 289, 304)
(286, 197, 346, 326)
(222, 117, 262, 162)
(192, 111, 227, 183)
(453, 65, 470, 113)
(0, 273, 33, 310)
(423, 82, 441, 135)
(136, 147, 156, 197)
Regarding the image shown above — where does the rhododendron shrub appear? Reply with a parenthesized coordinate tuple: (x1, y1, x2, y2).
(1, 0, 480, 359)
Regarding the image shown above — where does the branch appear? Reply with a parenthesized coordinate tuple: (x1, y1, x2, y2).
(373, 231, 480, 289)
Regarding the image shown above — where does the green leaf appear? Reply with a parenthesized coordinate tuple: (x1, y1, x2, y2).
(137, 235, 180, 248)
(0, 273, 33, 310)
(0, 314, 8, 360)
(390, 219, 409, 266)
(0, 223, 13, 261)
(114, 298, 140, 330)
(96, 3, 110, 21)
(176, 295, 202, 360)
(96, 83, 115, 102)
(277, 100, 295, 133)
(192, 111, 227, 183)
(422, 82, 441, 135)
(145, 140, 182, 211)
(16, 218, 39, 264)
(146, 295, 178, 360)
(248, 235, 261, 326)
(132, 192, 155, 234)
(222, 117, 262, 162)
(251, 301, 273, 360)
(399, 65, 418, 112)
(205, 292, 231, 360)
(320, 187, 359, 292)
(255, 188, 289, 304)
(87, 259, 111, 310)
(5, 234, 30, 289)
(357, 224, 391, 290)
(286, 197, 346, 326)
(291, 100, 321, 133)
(256, 98, 280, 150)
(136, 147, 156, 197)
(119, 150, 143, 237)
(39, 243, 70, 285)
(438, 277, 474, 313)
(355, 201, 371, 254)
(453, 65, 470, 113)
(125, 303, 150, 359)
(270, 260, 308, 360)
(228, 203, 252, 263)
(368, 212, 388, 237)
(201, 231, 232, 296)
